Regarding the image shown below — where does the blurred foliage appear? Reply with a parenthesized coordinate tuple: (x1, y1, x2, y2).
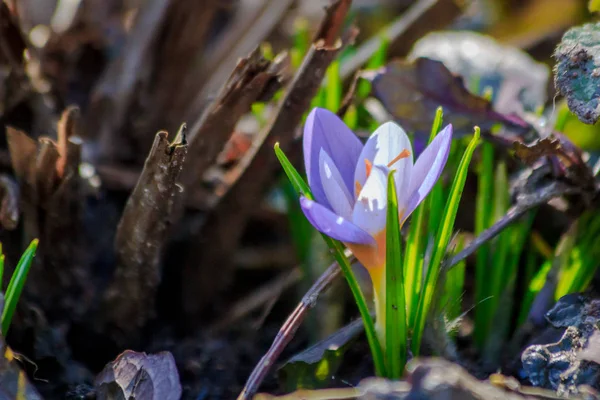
(555, 100, 600, 151)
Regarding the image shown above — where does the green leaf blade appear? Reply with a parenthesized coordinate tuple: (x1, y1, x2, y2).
(385, 171, 407, 379)
(274, 143, 312, 199)
(2, 239, 38, 335)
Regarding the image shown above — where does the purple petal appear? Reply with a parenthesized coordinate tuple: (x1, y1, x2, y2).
(319, 149, 354, 219)
(405, 124, 453, 218)
(303, 108, 363, 208)
(300, 196, 375, 245)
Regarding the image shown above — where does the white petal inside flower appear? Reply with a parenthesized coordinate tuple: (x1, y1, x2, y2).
(352, 166, 388, 236)
(319, 149, 354, 219)
(354, 122, 413, 205)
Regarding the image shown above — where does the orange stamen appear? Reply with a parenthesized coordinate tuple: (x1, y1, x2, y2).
(355, 180, 363, 195)
(387, 149, 411, 167)
(365, 159, 373, 178)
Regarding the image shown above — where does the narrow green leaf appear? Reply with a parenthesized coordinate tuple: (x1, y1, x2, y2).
(326, 60, 342, 112)
(274, 145, 387, 377)
(412, 127, 480, 355)
(443, 235, 466, 321)
(474, 141, 494, 347)
(2, 239, 38, 335)
(487, 160, 510, 335)
(555, 211, 600, 298)
(357, 35, 390, 99)
(385, 171, 407, 379)
(293, 18, 310, 56)
(291, 18, 310, 69)
(311, 87, 327, 110)
(274, 143, 312, 198)
(426, 107, 447, 231)
(404, 201, 425, 327)
(405, 107, 444, 327)
(429, 107, 443, 144)
(281, 180, 313, 264)
(0, 243, 4, 291)
(427, 182, 444, 236)
(260, 42, 274, 61)
(518, 260, 551, 326)
(343, 104, 358, 130)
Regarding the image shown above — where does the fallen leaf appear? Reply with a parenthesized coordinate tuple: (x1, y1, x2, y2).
(95, 350, 182, 400)
(513, 137, 561, 165)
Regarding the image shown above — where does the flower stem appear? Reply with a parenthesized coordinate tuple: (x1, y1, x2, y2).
(325, 238, 387, 377)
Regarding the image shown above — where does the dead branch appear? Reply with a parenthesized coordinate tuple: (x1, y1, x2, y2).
(103, 125, 187, 344)
(182, 0, 356, 321)
(340, 0, 462, 79)
(182, 48, 288, 191)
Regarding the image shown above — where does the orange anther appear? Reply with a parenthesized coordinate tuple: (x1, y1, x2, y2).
(355, 181, 363, 195)
(365, 159, 373, 178)
(387, 149, 411, 167)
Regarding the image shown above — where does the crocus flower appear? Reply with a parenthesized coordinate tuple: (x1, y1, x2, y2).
(300, 107, 452, 340)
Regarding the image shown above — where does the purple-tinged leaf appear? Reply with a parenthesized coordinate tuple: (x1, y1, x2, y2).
(410, 31, 549, 114)
(370, 58, 529, 137)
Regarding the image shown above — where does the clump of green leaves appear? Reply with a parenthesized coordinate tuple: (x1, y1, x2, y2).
(521, 210, 600, 321)
(473, 143, 534, 362)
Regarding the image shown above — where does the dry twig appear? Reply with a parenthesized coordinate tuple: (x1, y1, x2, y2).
(237, 260, 345, 399)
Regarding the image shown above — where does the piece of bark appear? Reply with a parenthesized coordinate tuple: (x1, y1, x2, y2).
(37, 137, 87, 320)
(182, 47, 288, 192)
(6, 108, 89, 320)
(182, 0, 355, 321)
(103, 127, 187, 344)
(5, 126, 38, 189)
